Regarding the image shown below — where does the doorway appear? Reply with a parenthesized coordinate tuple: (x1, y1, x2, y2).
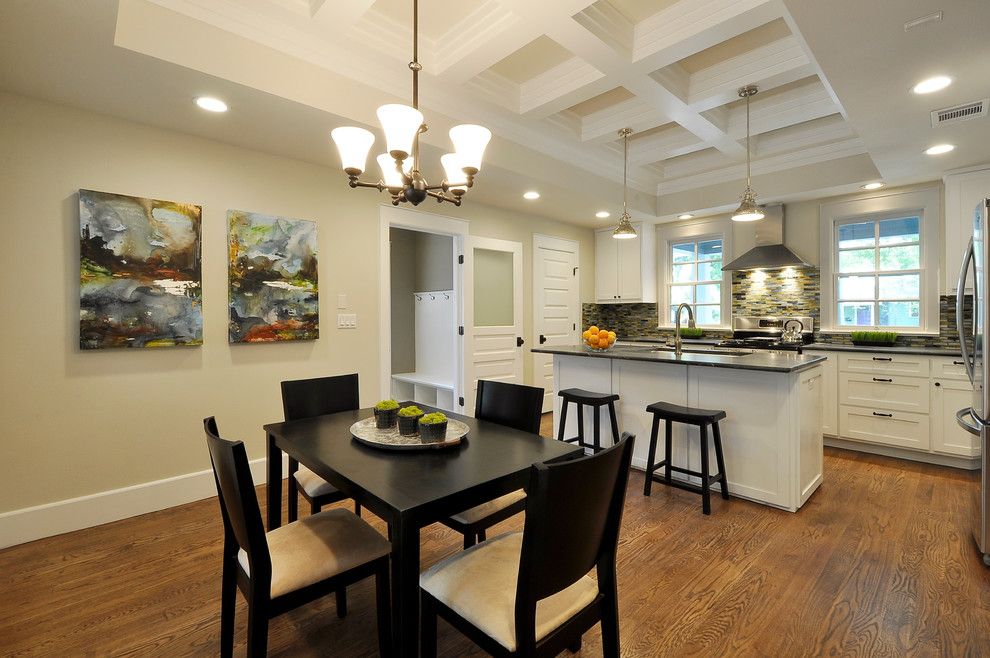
(532, 235, 581, 412)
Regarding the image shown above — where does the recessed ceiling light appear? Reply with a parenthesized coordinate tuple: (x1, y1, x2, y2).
(523, 191, 540, 200)
(912, 76, 952, 95)
(678, 213, 694, 220)
(195, 96, 228, 113)
(861, 182, 885, 190)
(595, 210, 610, 218)
(925, 143, 955, 155)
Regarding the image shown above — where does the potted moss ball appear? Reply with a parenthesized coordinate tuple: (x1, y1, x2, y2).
(419, 412, 448, 441)
(398, 405, 424, 436)
(374, 399, 400, 429)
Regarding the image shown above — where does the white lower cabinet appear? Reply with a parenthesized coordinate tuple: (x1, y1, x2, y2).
(931, 378, 981, 457)
(808, 350, 838, 436)
(839, 405, 930, 450)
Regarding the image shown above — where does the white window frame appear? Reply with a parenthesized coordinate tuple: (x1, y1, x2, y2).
(657, 217, 732, 329)
(820, 187, 940, 334)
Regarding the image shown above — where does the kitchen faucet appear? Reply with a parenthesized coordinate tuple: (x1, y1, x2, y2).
(673, 303, 695, 357)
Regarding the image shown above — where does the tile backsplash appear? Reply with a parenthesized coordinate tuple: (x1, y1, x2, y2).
(582, 266, 970, 350)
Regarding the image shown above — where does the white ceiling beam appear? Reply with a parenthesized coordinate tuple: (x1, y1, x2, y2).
(519, 57, 611, 118)
(723, 78, 837, 138)
(308, 0, 375, 27)
(464, 69, 521, 113)
(571, 0, 633, 59)
(755, 113, 853, 155)
(628, 127, 706, 166)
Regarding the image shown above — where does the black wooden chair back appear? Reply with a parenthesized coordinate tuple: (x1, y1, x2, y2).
(280, 373, 360, 421)
(516, 434, 634, 621)
(474, 379, 545, 434)
(203, 417, 272, 583)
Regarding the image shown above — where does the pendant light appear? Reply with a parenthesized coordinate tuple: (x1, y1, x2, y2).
(612, 128, 637, 239)
(732, 85, 765, 222)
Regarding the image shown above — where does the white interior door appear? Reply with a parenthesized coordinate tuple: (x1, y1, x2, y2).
(534, 236, 580, 412)
(462, 236, 524, 416)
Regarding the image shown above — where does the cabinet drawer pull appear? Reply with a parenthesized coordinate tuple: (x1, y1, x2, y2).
(953, 360, 965, 365)
(872, 411, 893, 418)
(872, 357, 892, 362)
(872, 377, 892, 383)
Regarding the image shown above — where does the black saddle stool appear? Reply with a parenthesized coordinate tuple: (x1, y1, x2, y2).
(556, 388, 620, 454)
(643, 401, 729, 515)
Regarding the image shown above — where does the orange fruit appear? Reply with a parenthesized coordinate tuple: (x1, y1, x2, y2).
(607, 334, 616, 345)
(608, 331, 616, 339)
(589, 325, 600, 335)
(598, 336, 609, 348)
(582, 330, 592, 340)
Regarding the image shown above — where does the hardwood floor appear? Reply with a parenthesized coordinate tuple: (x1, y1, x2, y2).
(2, 417, 988, 656)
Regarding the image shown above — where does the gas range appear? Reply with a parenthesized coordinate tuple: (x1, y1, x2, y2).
(716, 316, 814, 353)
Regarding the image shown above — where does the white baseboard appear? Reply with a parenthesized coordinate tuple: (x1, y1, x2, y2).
(824, 436, 980, 470)
(0, 455, 288, 549)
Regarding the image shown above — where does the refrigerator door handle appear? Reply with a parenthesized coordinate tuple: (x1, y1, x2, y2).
(956, 406, 983, 436)
(957, 236, 976, 386)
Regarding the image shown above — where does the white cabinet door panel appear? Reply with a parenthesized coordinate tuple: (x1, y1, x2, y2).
(839, 373, 930, 414)
(839, 405, 930, 450)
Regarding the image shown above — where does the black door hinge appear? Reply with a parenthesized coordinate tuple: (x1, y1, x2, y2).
(458, 255, 464, 264)
(458, 396, 465, 407)
(458, 326, 464, 336)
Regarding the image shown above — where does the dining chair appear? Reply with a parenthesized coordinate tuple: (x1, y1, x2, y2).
(281, 373, 361, 523)
(204, 417, 392, 658)
(441, 379, 545, 549)
(420, 433, 634, 657)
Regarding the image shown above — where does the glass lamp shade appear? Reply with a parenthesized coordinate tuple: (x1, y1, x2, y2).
(330, 126, 375, 175)
(731, 188, 765, 222)
(612, 213, 638, 239)
(449, 124, 492, 173)
(441, 153, 468, 189)
(377, 153, 413, 190)
(376, 104, 423, 159)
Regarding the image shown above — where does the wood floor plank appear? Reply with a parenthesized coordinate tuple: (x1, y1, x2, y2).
(2, 418, 988, 657)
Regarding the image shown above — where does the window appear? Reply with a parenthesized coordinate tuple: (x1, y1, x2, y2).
(835, 216, 921, 328)
(668, 239, 723, 325)
(820, 187, 939, 333)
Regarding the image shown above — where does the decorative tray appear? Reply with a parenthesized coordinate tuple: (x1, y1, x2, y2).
(349, 417, 469, 451)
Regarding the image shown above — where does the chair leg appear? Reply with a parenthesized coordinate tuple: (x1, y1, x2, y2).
(286, 457, 299, 523)
(557, 400, 569, 442)
(644, 413, 660, 496)
(600, 562, 621, 658)
(592, 405, 601, 453)
(219, 553, 237, 658)
(375, 561, 392, 658)
(463, 532, 476, 550)
(354, 501, 362, 517)
(310, 501, 320, 516)
(568, 637, 583, 653)
(712, 421, 729, 500)
(576, 404, 585, 448)
(607, 401, 620, 448)
(700, 424, 711, 515)
(246, 593, 269, 658)
(477, 529, 486, 543)
(421, 593, 438, 658)
(336, 587, 347, 618)
(663, 420, 673, 484)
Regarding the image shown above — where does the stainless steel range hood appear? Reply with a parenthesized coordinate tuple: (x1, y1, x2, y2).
(722, 203, 810, 271)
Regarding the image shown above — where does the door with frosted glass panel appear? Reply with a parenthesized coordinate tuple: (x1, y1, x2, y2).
(461, 237, 524, 416)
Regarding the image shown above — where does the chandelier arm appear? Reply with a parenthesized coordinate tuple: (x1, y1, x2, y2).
(347, 176, 388, 192)
(426, 190, 461, 206)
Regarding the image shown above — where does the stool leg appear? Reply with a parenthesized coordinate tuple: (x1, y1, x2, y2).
(557, 400, 569, 442)
(607, 401, 620, 448)
(664, 420, 673, 484)
(593, 405, 601, 453)
(577, 404, 585, 448)
(700, 423, 711, 515)
(644, 413, 660, 496)
(712, 421, 729, 500)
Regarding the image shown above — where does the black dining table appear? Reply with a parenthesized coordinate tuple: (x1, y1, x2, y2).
(264, 404, 581, 656)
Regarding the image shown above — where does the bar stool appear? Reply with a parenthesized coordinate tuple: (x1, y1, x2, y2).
(643, 401, 729, 515)
(556, 388, 620, 454)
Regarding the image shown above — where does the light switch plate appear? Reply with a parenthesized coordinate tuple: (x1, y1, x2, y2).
(337, 293, 348, 309)
(337, 313, 357, 329)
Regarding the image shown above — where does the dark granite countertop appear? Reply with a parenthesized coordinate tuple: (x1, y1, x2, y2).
(618, 337, 722, 345)
(805, 343, 962, 357)
(532, 345, 826, 373)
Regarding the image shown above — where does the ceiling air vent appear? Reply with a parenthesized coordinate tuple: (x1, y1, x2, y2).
(931, 100, 988, 127)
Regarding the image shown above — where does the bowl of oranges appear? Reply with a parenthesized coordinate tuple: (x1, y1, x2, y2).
(582, 326, 617, 352)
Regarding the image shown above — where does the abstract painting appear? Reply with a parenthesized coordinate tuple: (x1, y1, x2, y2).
(227, 210, 319, 343)
(79, 189, 203, 349)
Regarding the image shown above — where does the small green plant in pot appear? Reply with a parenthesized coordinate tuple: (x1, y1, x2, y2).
(397, 405, 424, 436)
(678, 327, 704, 339)
(374, 399, 400, 429)
(419, 412, 448, 441)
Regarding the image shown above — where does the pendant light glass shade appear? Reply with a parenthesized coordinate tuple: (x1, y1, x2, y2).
(376, 104, 424, 158)
(612, 212, 637, 239)
(330, 126, 375, 174)
(377, 153, 412, 189)
(449, 124, 492, 172)
(441, 153, 468, 189)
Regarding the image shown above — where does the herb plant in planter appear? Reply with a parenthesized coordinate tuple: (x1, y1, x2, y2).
(678, 327, 704, 339)
(850, 331, 898, 347)
(419, 412, 448, 441)
(374, 399, 400, 429)
(398, 405, 424, 436)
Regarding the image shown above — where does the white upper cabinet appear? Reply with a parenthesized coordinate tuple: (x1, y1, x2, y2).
(594, 223, 656, 303)
(944, 166, 990, 294)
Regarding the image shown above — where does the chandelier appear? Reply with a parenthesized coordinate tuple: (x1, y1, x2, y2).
(732, 84, 765, 222)
(612, 128, 637, 239)
(329, 0, 491, 207)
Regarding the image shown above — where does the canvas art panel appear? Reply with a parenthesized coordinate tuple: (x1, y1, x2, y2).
(228, 210, 319, 343)
(79, 189, 203, 349)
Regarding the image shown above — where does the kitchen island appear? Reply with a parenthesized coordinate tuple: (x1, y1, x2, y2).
(532, 344, 827, 512)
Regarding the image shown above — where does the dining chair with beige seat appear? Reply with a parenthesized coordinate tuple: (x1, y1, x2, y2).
(420, 433, 635, 657)
(204, 417, 392, 657)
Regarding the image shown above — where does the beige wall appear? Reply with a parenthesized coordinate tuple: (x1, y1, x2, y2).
(0, 92, 595, 512)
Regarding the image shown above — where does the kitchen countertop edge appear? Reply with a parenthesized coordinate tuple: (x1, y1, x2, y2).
(532, 346, 826, 373)
(805, 343, 962, 357)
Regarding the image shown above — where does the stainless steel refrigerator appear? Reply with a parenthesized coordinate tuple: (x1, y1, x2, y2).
(956, 197, 990, 566)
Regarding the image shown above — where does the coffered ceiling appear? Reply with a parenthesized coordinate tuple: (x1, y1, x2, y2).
(2, 0, 988, 226)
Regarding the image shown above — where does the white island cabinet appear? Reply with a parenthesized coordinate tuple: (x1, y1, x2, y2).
(535, 346, 825, 512)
